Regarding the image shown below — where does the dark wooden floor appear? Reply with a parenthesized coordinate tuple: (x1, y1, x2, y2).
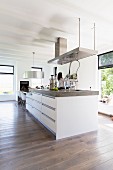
(0, 102, 113, 170)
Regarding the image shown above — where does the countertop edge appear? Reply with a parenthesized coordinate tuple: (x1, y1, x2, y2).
(29, 89, 99, 97)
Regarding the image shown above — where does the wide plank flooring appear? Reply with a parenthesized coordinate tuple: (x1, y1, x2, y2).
(0, 102, 113, 170)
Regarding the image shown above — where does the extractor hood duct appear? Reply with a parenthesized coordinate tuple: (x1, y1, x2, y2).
(55, 37, 67, 57)
(48, 19, 98, 65)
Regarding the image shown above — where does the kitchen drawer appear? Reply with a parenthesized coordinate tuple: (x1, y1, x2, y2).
(32, 107, 41, 121)
(41, 113, 56, 133)
(26, 103, 32, 113)
(26, 93, 33, 99)
(32, 100, 42, 112)
(42, 104, 56, 121)
(32, 93, 42, 102)
(26, 97, 33, 105)
(42, 95, 56, 108)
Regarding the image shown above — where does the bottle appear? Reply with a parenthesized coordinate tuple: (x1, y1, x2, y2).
(64, 78, 69, 89)
(50, 75, 55, 90)
(55, 74, 57, 88)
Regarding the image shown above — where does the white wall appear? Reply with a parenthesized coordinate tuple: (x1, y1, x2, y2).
(77, 55, 99, 90)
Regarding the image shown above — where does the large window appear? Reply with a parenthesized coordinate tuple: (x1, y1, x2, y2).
(0, 65, 14, 94)
(31, 67, 42, 88)
(101, 68, 113, 97)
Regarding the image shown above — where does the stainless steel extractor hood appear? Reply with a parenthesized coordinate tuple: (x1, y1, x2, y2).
(23, 71, 44, 79)
(48, 47, 98, 65)
(48, 19, 98, 65)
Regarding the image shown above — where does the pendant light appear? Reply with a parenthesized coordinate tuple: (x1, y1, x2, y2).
(23, 52, 44, 79)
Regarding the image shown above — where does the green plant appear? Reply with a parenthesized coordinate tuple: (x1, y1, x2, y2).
(101, 68, 113, 97)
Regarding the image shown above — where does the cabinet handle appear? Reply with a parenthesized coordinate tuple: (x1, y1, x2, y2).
(42, 103, 55, 111)
(32, 98, 41, 104)
(42, 112, 55, 122)
(32, 106, 42, 113)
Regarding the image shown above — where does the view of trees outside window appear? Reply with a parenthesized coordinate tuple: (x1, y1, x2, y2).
(101, 68, 113, 97)
(0, 74, 14, 94)
(99, 52, 113, 68)
(99, 51, 113, 104)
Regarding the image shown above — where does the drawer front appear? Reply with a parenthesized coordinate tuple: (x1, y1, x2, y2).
(32, 93, 42, 102)
(42, 95, 56, 108)
(26, 93, 32, 99)
(32, 107, 41, 121)
(42, 105, 56, 121)
(32, 100, 42, 112)
(41, 113, 56, 133)
(26, 103, 32, 113)
(26, 97, 33, 105)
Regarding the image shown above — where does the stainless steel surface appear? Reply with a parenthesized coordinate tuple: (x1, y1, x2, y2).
(48, 18, 98, 65)
(50, 75, 55, 90)
(31, 89, 99, 97)
(65, 60, 80, 80)
(23, 71, 44, 79)
(94, 23, 95, 50)
(55, 37, 67, 57)
(23, 52, 44, 79)
(48, 47, 98, 65)
(79, 18, 80, 48)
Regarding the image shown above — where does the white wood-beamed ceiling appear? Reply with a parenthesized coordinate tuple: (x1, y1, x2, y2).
(0, 0, 113, 61)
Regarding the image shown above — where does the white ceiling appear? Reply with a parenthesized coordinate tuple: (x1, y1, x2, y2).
(0, 0, 113, 62)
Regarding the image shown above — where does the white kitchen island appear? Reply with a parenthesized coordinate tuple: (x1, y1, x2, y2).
(26, 89, 99, 140)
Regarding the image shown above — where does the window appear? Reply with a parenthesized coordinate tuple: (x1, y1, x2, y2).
(0, 65, 14, 94)
(98, 51, 113, 100)
(98, 51, 113, 69)
(31, 67, 42, 88)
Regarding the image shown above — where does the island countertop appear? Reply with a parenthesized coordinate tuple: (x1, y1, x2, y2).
(31, 89, 99, 97)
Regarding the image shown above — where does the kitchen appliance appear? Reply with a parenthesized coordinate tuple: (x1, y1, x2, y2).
(20, 81, 29, 92)
(48, 19, 98, 65)
(64, 59, 80, 89)
(50, 75, 55, 90)
(48, 47, 97, 65)
(23, 52, 44, 79)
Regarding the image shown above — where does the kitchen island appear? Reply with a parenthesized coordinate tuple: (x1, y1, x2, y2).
(26, 89, 99, 140)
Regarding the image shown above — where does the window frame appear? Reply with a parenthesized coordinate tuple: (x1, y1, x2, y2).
(0, 65, 14, 75)
(0, 65, 14, 95)
(98, 50, 113, 70)
(31, 66, 42, 71)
